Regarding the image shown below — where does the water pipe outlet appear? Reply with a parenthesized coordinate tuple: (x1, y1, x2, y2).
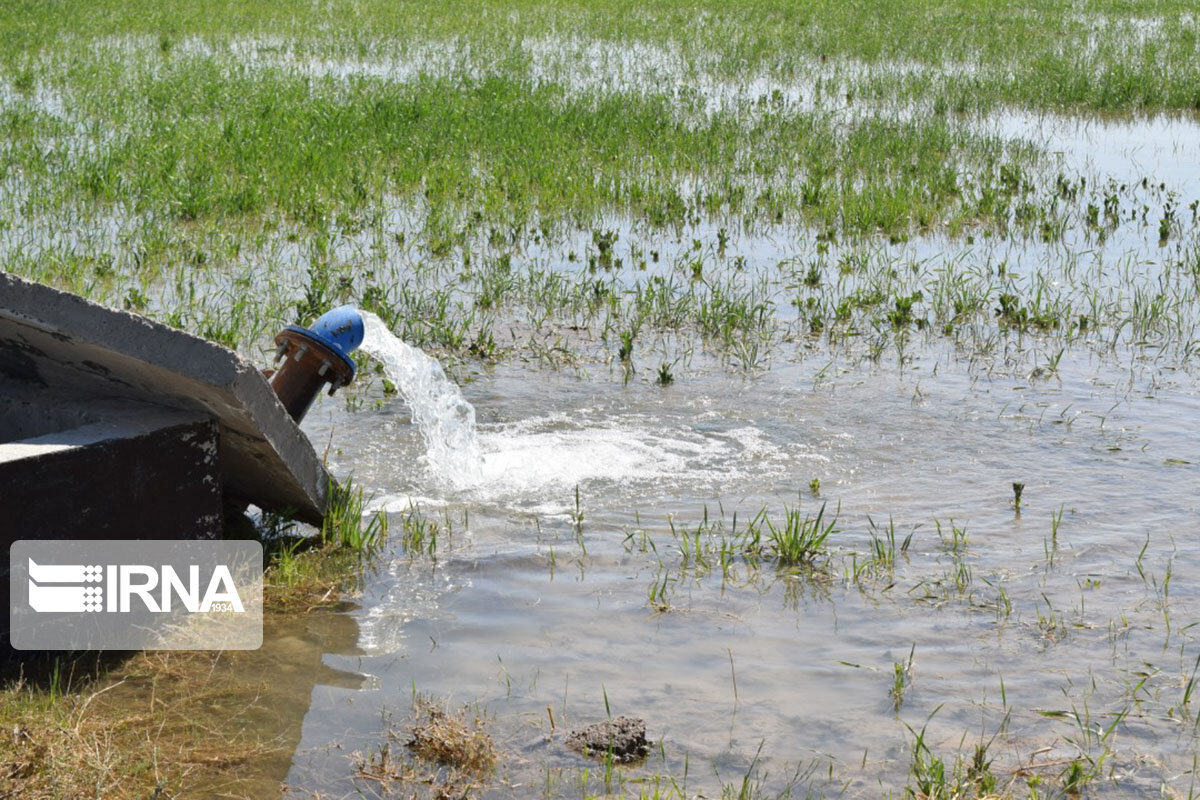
(268, 305, 365, 422)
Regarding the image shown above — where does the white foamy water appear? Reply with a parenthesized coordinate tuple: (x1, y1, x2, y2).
(365, 414, 802, 517)
(359, 311, 484, 488)
(476, 418, 788, 497)
(350, 318, 801, 510)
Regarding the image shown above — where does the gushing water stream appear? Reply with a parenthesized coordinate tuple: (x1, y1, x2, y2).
(356, 312, 792, 511)
(359, 311, 484, 488)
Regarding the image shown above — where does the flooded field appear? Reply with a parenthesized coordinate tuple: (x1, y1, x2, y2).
(2, 0, 1200, 797)
(292, 334, 1200, 798)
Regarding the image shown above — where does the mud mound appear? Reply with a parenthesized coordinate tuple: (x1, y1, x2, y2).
(565, 715, 649, 763)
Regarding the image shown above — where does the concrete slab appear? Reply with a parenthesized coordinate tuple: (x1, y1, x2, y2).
(0, 272, 332, 523)
(0, 405, 224, 541)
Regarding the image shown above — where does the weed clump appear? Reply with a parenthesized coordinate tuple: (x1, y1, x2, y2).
(754, 502, 836, 567)
(406, 702, 497, 776)
(322, 479, 388, 552)
(260, 478, 388, 610)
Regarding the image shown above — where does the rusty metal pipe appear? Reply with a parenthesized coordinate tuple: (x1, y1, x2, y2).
(268, 306, 364, 422)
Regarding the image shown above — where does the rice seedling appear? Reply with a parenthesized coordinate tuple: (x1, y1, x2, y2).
(935, 519, 969, 554)
(618, 328, 636, 363)
(398, 506, 446, 558)
(753, 503, 837, 569)
(1034, 594, 1068, 643)
(980, 575, 1013, 622)
(656, 361, 675, 386)
(572, 484, 586, 553)
(1178, 655, 1200, 723)
(903, 714, 1006, 800)
(647, 567, 676, 612)
(865, 515, 913, 574)
(890, 644, 916, 711)
(1050, 504, 1065, 550)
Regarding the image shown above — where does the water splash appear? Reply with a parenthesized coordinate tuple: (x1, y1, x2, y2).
(359, 311, 483, 487)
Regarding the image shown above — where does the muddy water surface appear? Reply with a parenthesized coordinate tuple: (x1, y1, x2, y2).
(289, 335, 1200, 796)
(275, 98, 1200, 800)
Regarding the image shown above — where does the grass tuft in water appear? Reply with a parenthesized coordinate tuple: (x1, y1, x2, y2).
(322, 478, 388, 552)
(890, 644, 916, 711)
(263, 477, 388, 609)
(406, 699, 497, 776)
(753, 502, 837, 568)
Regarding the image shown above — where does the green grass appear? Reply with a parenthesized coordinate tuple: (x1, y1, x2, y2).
(8, 54, 1028, 239)
(2, 0, 1196, 379)
(1, 7, 1194, 796)
(3, 0, 1199, 112)
(756, 502, 837, 568)
(260, 477, 388, 608)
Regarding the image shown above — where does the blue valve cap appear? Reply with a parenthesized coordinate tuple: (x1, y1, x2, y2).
(308, 305, 364, 358)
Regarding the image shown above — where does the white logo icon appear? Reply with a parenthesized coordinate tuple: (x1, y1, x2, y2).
(27, 559, 103, 613)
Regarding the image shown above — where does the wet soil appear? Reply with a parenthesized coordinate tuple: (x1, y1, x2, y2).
(565, 715, 650, 763)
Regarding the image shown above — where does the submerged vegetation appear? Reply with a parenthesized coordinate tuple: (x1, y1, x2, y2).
(1, 0, 1198, 382)
(2, 0, 1199, 797)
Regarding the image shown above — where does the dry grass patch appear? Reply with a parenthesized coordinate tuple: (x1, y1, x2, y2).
(405, 702, 496, 776)
(0, 608, 359, 799)
(0, 651, 276, 798)
(351, 698, 497, 798)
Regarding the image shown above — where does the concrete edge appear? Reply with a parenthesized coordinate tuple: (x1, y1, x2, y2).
(0, 272, 334, 523)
